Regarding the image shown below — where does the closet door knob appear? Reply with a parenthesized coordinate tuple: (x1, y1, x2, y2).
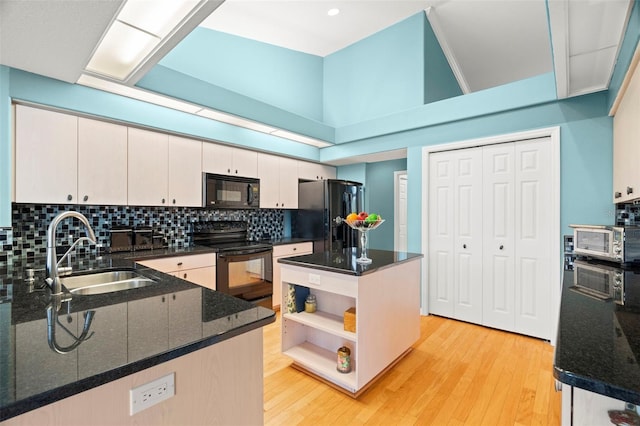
(463, 244, 467, 249)
(499, 245, 504, 250)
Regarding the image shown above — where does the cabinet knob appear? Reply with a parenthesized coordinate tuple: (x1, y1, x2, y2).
(162, 296, 166, 303)
(67, 194, 73, 201)
(177, 262, 183, 266)
(83, 195, 88, 202)
(628, 187, 634, 195)
(499, 245, 504, 250)
(172, 199, 176, 205)
(183, 273, 187, 279)
(463, 244, 467, 249)
(173, 294, 176, 300)
(615, 192, 622, 199)
(162, 198, 166, 204)
(227, 168, 231, 173)
(293, 248, 297, 251)
(235, 169, 238, 174)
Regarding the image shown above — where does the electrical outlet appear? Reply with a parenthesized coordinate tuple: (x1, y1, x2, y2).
(130, 372, 175, 415)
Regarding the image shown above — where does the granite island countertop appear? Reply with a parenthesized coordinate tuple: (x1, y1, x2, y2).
(277, 247, 423, 276)
(553, 261, 640, 405)
(0, 250, 275, 422)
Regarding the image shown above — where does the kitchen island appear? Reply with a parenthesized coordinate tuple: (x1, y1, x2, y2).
(0, 252, 275, 425)
(554, 260, 640, 425)
(278, 248, 423, 396)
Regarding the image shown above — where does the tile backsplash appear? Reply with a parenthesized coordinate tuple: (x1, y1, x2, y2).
(6, 203, 285, 262)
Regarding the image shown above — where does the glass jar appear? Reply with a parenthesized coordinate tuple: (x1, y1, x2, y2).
(337, 346, 351, 373)
(304, 294, 317, 313)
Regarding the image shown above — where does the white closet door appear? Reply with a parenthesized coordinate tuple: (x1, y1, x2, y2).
(453, 148, 483, 324)
(429, 148, 483, 322)
(482, 143, 516, 332)
(514, 137, 552, 338)
(428, 151, 455, 317)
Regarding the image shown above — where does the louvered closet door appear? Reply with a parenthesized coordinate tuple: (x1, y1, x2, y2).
(482, 144, 516, 332)
(429, 148, 483, 323)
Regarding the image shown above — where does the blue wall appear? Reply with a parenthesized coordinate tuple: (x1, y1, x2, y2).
(323, 13, 426, 127)
(158, 28, 324, 122)
(366, 159, 408, 250)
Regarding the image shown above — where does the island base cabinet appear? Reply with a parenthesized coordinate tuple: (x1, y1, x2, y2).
(2, 329, 264, 426)
(280, 259, 421, 396)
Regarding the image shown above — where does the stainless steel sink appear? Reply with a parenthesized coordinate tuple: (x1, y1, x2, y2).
(61, 270, 156, 296)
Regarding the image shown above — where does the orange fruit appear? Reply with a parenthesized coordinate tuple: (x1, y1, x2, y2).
(346, 213, 358, 222)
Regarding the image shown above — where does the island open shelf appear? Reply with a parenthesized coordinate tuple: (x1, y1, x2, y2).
(279, 249, 422, 397)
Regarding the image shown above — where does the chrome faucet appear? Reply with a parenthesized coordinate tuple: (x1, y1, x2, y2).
(46, 211, 97, 295)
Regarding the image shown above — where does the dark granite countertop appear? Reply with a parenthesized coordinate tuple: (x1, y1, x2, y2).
(277, 248, 423, 276)
(554, 261, 640, 404)
(0, 251, 275, 422)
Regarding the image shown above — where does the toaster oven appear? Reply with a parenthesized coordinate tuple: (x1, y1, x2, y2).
(571, 225, 640, 264)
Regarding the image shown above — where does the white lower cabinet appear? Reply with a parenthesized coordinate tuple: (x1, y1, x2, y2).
(137, 253, 216, 290)
(272, 242, 313, 309)
(562, 386, 631, 426)
(428, 137, 555, 340)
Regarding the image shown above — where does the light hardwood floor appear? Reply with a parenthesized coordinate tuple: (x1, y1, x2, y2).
(263, 312, 561, 425)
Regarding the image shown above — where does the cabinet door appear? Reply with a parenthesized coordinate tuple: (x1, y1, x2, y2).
(14, 105, 78, 204)
(168, 135, 202, 207)
(127, 127, 169, 206)
(171, 266, 216, 290)
(298, 161, 336, 181)
(613, 63, 640, 202)
(258, 153, 280, 208)
(127, 295, 168, 362)
(233, 148, 258, 178)
(168, 288, 203, 348)
(279, 157, 299, 208)
(482, 143, 516, 332)
(77, 118, 128, 205)
(202, 143, 233, 175)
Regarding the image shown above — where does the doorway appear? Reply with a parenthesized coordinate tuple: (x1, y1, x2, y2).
(394, 171, 408, 252)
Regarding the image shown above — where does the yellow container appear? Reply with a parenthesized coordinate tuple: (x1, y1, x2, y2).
(343, 307, 356, 332)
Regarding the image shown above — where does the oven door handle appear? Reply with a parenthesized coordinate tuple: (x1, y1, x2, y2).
(218, 248, 272, 258)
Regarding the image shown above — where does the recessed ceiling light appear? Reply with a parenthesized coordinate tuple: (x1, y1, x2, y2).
(327, 8, 340, 16)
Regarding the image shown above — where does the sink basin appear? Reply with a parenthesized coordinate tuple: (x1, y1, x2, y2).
(61, 270, 156, 296)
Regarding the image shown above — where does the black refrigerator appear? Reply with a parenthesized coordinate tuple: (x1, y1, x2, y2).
(293, 179, 363, 253)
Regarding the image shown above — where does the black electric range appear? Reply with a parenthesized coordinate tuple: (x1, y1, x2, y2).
(192, 221, 273, 308)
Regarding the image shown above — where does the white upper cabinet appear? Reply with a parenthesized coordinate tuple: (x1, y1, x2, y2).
(168, 135, 203, 207)
(202, 143, 258, 178)
(613, 63, 640, 203)
(258, 153, 298, 208)
(298, 161, 336, 181)
(78, 117, 128, 205)
(128, 127, 169, 207)
(14, 105, 78, 204)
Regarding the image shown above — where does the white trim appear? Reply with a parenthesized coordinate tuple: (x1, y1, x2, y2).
(548, 0, 569, 99)
(394, 170, 408, 252)
(420, 126, 561, 343)
(424, 7, 471, 94)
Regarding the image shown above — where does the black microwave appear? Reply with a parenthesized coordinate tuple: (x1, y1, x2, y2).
(203, 173, 260, 209)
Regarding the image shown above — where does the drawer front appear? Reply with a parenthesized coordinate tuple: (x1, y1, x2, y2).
(137, 253, 216, 273)
(273, 242, 313, 258)
(279, 264, 357, 298)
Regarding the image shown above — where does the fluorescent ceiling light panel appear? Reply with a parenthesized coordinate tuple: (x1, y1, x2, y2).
(196, 109, 277, 133)
(85, 0, 205, 81)
(270, 130, 332, 148)
(118, 0, 201, 38)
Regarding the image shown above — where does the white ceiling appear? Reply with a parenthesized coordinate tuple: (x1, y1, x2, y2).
(200, 0, 555, 93)
(0, 0, 634, 165)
